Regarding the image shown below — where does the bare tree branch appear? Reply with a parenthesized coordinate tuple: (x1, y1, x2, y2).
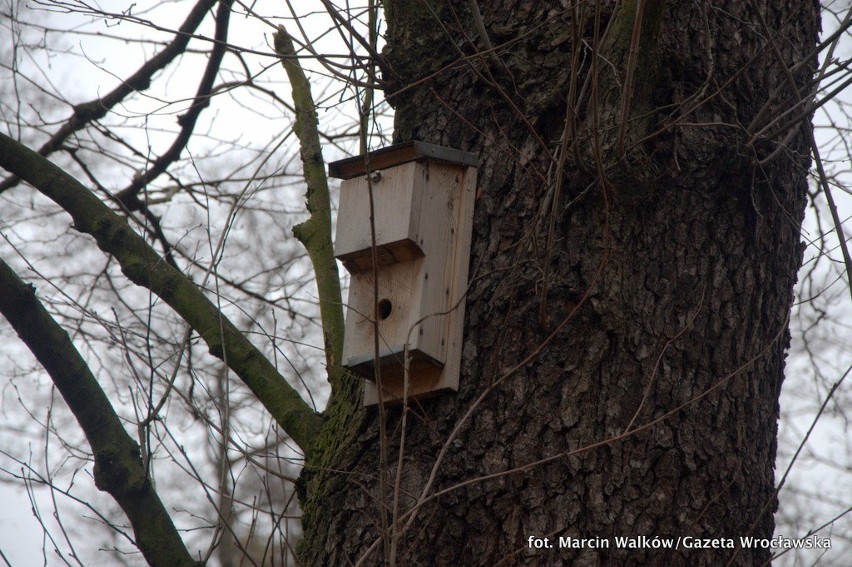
(0, 132, 324, 451)
(0, 258, 200, 567)
(0, 0, 219, 194)
(116, 0, 235, 207)
(274, 26, 345, 390)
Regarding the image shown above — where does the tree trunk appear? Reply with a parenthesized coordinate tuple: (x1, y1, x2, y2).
(299, 1, 819, 565)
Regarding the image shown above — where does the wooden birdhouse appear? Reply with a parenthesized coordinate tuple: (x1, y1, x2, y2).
(330, 141, 477, 405)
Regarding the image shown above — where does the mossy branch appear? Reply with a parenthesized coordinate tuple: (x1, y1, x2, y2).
(272, 32, 366, 552)
(273, 27, 346, 391)
(0, 259, 200, 567)
(0, 132, 324, 451)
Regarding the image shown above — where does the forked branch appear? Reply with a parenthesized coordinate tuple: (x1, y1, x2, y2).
(0, 132, 324, 451)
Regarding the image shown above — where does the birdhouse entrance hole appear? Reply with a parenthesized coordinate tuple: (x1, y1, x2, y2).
(378, 299, 393, 320)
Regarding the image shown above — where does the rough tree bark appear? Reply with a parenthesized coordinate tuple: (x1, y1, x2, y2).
(299, 1, 819, 566)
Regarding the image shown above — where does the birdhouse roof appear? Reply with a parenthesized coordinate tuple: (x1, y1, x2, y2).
(328, 141, 477, 180)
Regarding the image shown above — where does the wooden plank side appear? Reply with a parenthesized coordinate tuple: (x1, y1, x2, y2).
(437, 163, 476, 394)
